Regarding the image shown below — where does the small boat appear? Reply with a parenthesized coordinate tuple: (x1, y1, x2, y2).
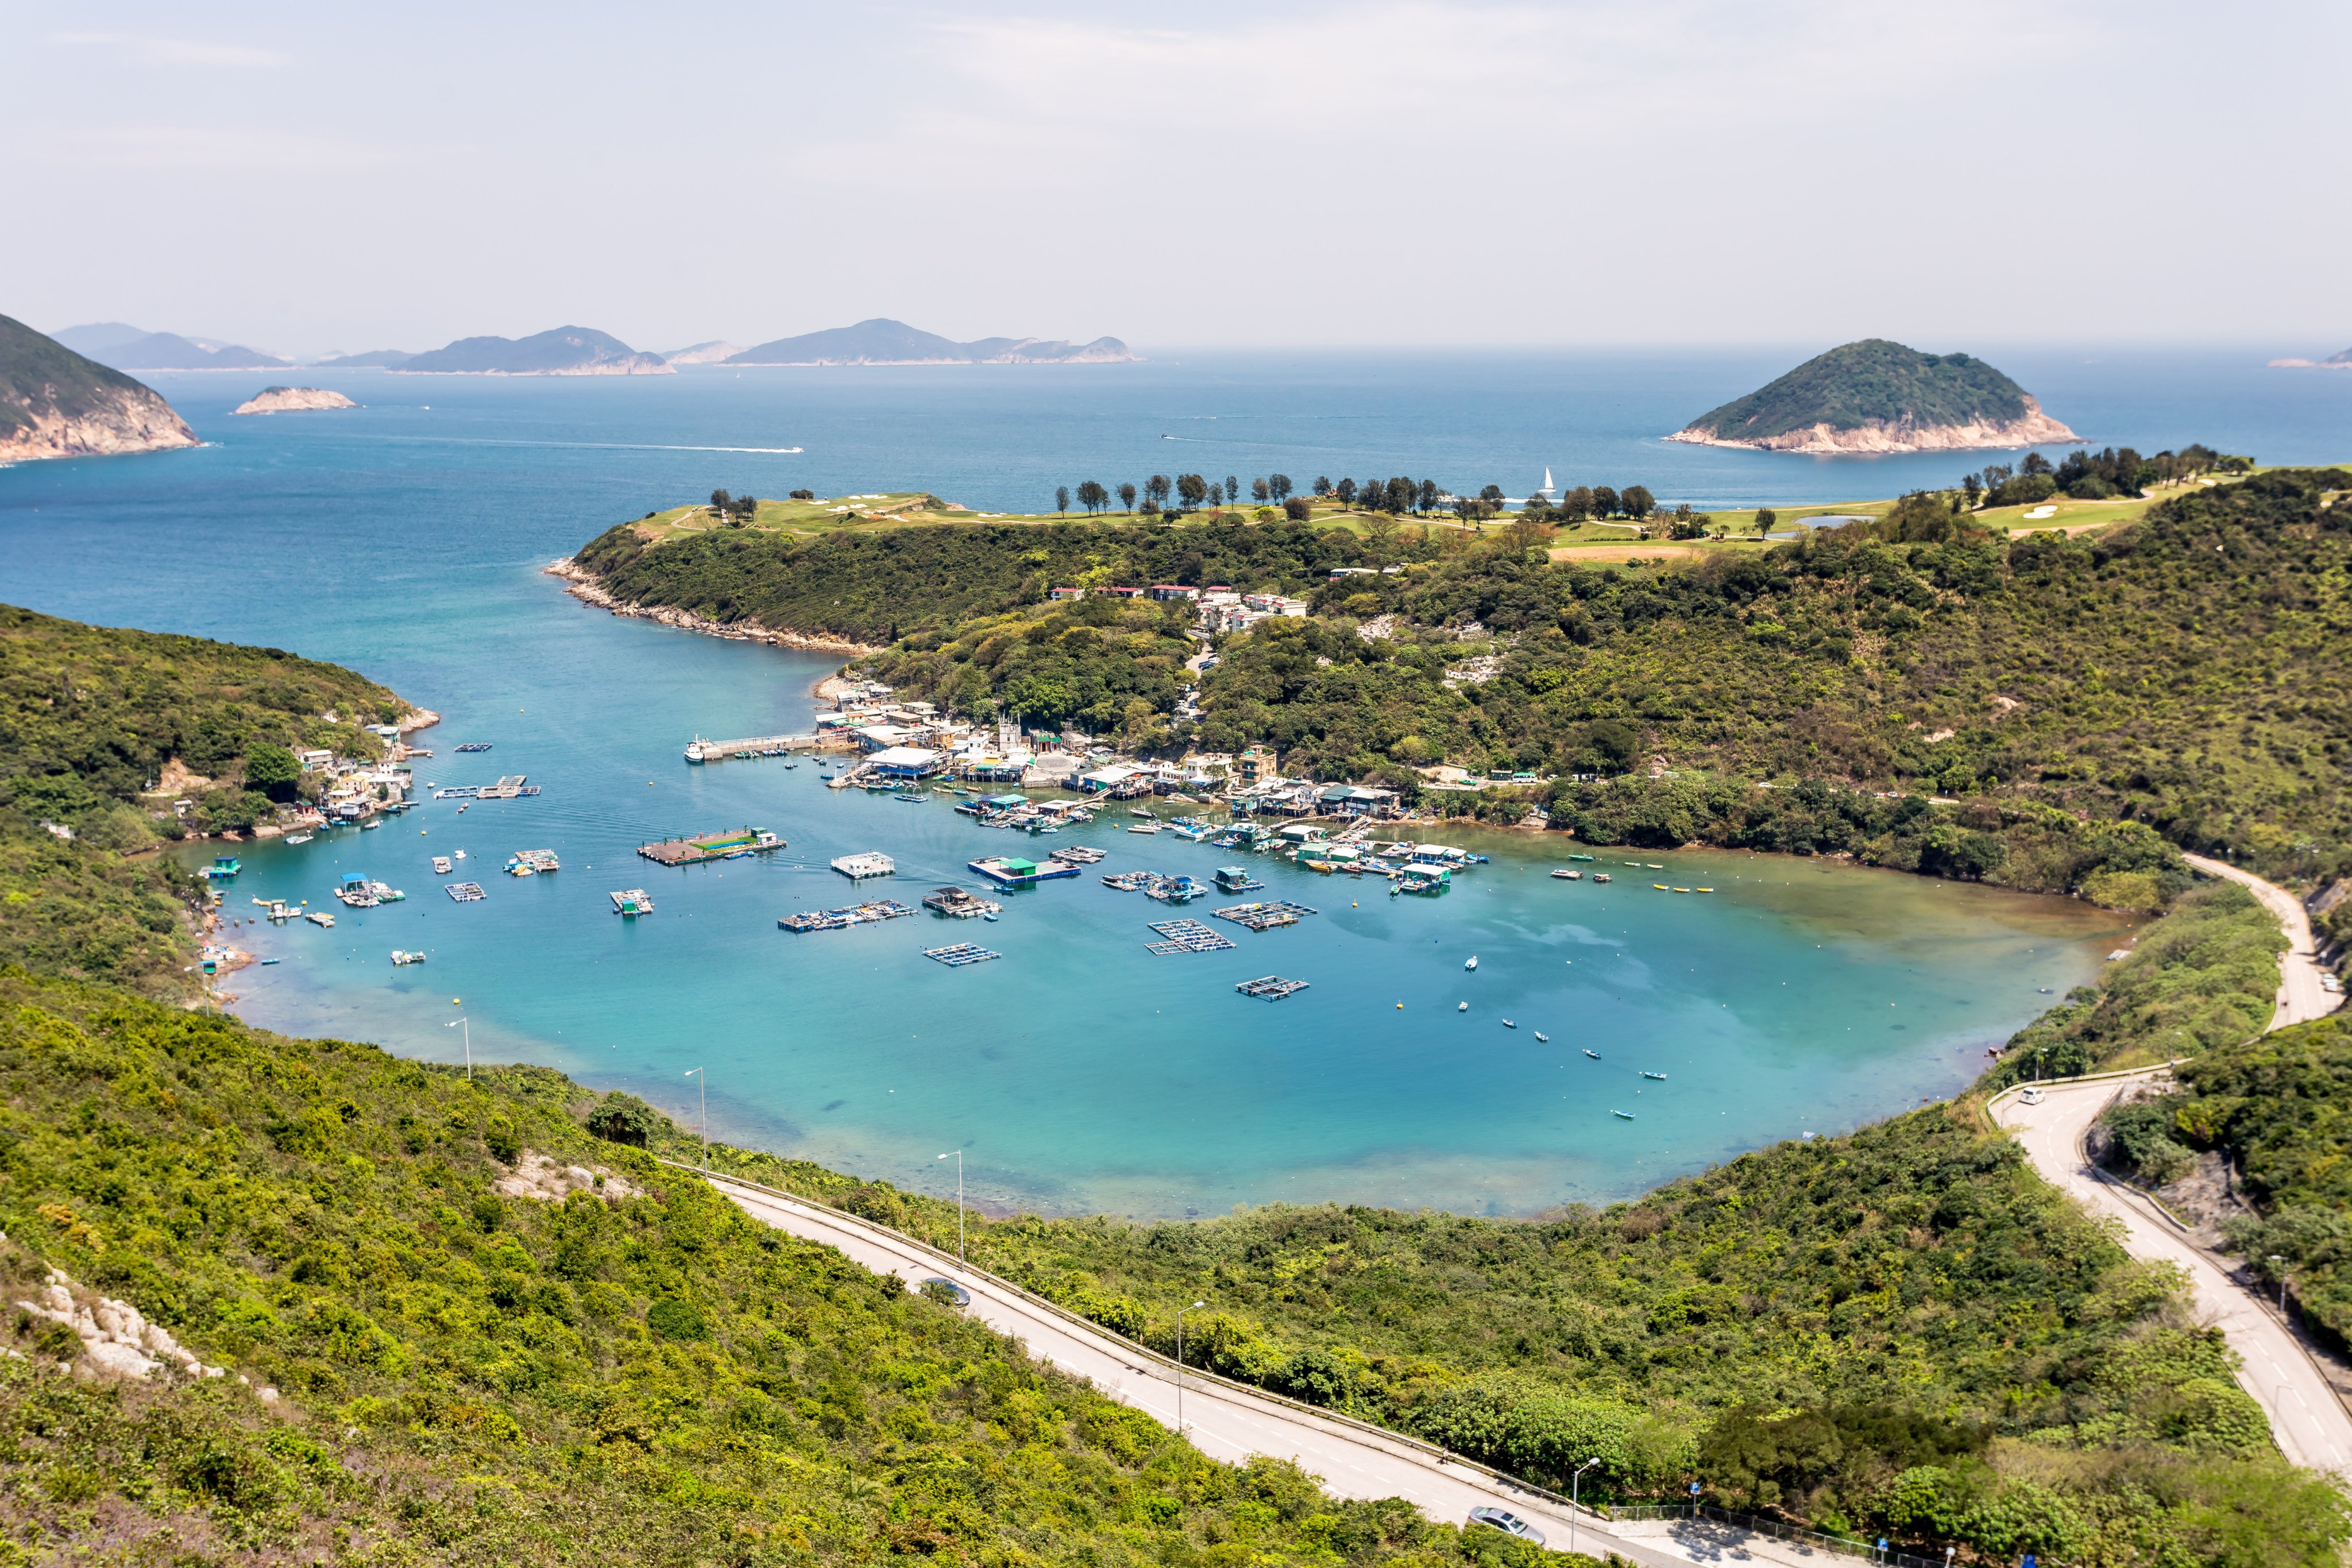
(259, 957, 281, 965)
(1643, 1071, 1667, 1081)
(1502, 1019, 1516, 1029)
(1694, 887, 1713, 893)
(1593, 873, 1611, 883)
(1457, 1002, 1469, 1012)
(1583, 1049, 1601, 1060)
(1550, 868, 1582, 880)
(1612, 1109, 1635, 1121)
(432, 856, 452, 874)
(1654, 884, 1670, 891)
(285, 833, 314, 845)
(1646, 864, 1663, 870)
(1464, 955, 1478, 971)
(983, 912, 999, 921)
(391, 950, 427, 965)
(1127, 822, 1162, 835)
(1534, 1032, 1549, 1043)
(454, 849, 467, 860)
(1567, 853, 1596, 862)
(360, 818, 381, 831)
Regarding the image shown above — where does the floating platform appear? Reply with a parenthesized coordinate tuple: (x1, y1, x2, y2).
(922, 886, 1003, 919)
(924, 943, 1001, 967)
(831, 851, 897, 880)
(1146, 919, 1237, 955)
(1214, 866, 1265, 893)
(970, 856, 1079, 889)
(778, 899, 916, 932)
(640, 828, 787, 867)
(454, 743, 493, 752)
(435, 775, 536, 801)
(445, 882, 486, 902)
(1236, 975, 1309, 1000)
(685, 732, 824, 763)
(304, 909, 336, 928)
(1047, 845, 1106, 864)
(1212, 900, 1319, 931)
(391, 949, 426, 965)
(609, 889, 655, 916)
(507, 848, 560, 876)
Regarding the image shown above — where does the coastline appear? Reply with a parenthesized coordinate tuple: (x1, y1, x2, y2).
(543, 557, 884, 658)
(1667, 399, 2079, 455)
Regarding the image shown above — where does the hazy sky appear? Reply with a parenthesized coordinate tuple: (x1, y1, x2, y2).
(7, 2, 2346, 356)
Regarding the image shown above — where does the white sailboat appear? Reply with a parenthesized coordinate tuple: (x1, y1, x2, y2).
(1540, 467, 1555, 498)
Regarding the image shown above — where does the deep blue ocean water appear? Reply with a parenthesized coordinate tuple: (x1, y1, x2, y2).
(5, 347, 2318, 1215)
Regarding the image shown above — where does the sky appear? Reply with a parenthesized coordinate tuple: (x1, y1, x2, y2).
(5, 1, 2347, 357)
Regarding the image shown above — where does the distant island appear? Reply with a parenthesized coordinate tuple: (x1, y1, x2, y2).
(2268, 347, 2352, 369)
(1669, 339, 2077, 454)
(394, 326, 673, 376)
(232, 386, 358, 416)
(317, 349, 415, 369)
(725, 318, 1136, 366)
(1, 315, 199, 462)
(660, 340, 741, 365)
(52, 322, 288, 372)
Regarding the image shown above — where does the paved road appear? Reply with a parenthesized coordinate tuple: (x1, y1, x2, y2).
(709, 1173, 1704, 1566)
(1995, 1077, 2352, 1477)
(2182, 853, 2343, 1029)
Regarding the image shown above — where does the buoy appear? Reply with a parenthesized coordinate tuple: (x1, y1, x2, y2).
(1396, 1001, 1403, 1009)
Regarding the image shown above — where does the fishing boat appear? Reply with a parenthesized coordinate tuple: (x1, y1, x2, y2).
(432, 856, 452, 874)
(1583, 1049, 1601, 1060)
(1593, 873, 1611, 883)
(1550, 868, 1582, 880)
(1643, 1071, 1667, 1081)
(1612, 1109, 1635, 1121)
(1533, 1032, 1549, 1043)
(1464, 955, 1478, 971)
(1502, 1019, 1516, 1029)
(1567, 853, 1596, 862)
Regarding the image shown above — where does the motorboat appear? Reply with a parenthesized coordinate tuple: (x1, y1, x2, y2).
(1612, 1109, 1635, 1121)
(1501, 1019, 1516, 1029)
(1457, 1001, 1468, 1012)
(1464, 955, 1478, 971)
(1643, 1071, 1667, 1081)
(1533, 1032, 1549, 1042)
(1550, 868, 1582, 879)
(1583, 1049, 1601, 1060)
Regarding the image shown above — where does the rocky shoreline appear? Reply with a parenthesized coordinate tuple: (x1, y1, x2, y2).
(1669, 397, 2077, 455)
(543, 558, 882, 657)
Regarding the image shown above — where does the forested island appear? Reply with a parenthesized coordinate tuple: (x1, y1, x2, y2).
(395, 325, 672, 376)
(1670, 339, 2079, 454)
(2, 579, 2347, 1563)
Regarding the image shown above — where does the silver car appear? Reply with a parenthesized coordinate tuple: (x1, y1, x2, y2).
(1467, 1507, 1545, 1546)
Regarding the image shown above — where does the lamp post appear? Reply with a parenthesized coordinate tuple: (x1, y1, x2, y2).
(685, 1067, 705, 1171)
(1176, 1299, 1206, 1433)
(2269, 1254, 2288, 1314)
(445, 1017, 470, 1080)
(937, 1150, 964, 1268)
(1570, 1457, 1599, 1558)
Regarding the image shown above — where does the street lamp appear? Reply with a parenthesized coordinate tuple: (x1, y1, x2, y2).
(937, 1150, 964, 1268)
(445, 1017, 470, 1080)
(2269, 1254, 2288, 1314)
(684, 1067, 705, 1171)
(1570, 1457, 1599, 1557)
(1176, 1300, 1206, 1434)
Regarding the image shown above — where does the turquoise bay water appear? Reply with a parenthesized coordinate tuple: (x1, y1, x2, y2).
(0, 349, 2261, 1214)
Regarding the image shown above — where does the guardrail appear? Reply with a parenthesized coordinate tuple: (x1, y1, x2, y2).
(659, 1157, 1611, 1529)
(1976, 1057, 2183, 1134)
(1610, 1505, 1959, 1568)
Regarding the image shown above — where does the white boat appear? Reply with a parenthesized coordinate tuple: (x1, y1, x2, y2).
(1534, 1032, 1550, 1042)
(1502, 1019, 1516, 1029)
(1457, 1001, 1469, 1012)
(432, 856, 452, 874)
(1464, 955, 1478, 971)
(285, 833, 314, 845)
(391, 950, 426, 965)
(685, 739, 708, 763)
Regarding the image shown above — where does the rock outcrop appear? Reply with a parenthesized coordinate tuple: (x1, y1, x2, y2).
(1, 314, 199, 462)
(1671, 400, 2079, 455)
(14, 1261, 226, 1381)
(232, 385, 359, 415)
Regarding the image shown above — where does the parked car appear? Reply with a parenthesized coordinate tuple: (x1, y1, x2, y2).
(1467, 1508, 1544, 1546)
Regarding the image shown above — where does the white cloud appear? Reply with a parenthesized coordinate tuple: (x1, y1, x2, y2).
(51, 31, 292, 68)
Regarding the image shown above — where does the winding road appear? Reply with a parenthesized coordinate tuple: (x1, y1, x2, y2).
(1992, 858, 2349, 1476)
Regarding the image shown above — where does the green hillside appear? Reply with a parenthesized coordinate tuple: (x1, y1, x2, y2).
(0, 314, 194, 447)
(1676, 341, 2038, 442)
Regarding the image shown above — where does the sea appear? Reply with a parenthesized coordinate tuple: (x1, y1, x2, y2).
(6, 347, 2338, 1218)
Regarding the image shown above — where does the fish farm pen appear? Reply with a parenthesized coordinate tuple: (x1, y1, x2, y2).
(435, 776, 537, 800)
(777, 899, 917, 933)
(445, 882, 486, 903)
(1213, 900, 1319, 930)
(921, 886, 1002, 919)
(1145, 919, 1237, 955)
(1236, 975, 1310, 999)
(609, 889, 655, 916)
(924, 943, 1001, 967)
(1046, 844, 1106, 864)
(639, 828, 788, 867)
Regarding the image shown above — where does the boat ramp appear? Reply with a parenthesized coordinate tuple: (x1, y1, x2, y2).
(778, 899, 916, 933)
(639, 828, 787, 867)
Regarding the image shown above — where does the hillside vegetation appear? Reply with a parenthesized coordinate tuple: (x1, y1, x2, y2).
(0, 314, 198, 460)
(0, 603, 406, 992)
(1674, 341, 2042, 443)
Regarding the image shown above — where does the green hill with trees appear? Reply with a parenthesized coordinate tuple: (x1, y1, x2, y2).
(0, 314, 199, 462)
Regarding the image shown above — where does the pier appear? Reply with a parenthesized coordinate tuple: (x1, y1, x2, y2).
(1235, 975, 1309, 999)
(435, 775, 536, 801)
(684, 732, 835, 763)
(640, 828, 787, 867)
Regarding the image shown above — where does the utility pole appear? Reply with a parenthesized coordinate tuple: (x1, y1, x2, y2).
(685, 1067, 705, 1171)
(1176, 1300, 1206, 1433)
(937, 1150, 964, 1268)
(446, 1016, 470, 1079)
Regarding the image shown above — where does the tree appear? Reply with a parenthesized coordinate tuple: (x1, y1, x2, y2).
(2019, 451, 2053, 476)
(1118, 482, 1137, 513)
(1334, 478, 1357, 505)
(1076, 480, 1108, 515)
(1592, 485, 1620, 517)
(1223, 476, 1239, 506)
(1310, 476, 1330, 498)
(1252, 477, 1272, 503)
(1145, 474, 1172, 510)
(1754, 507, 1778, 537)
(1417, 478, 1439, 513)
(710, 488, 731, 512)
(1176, 473, 1210, 510)
(1622, 485, 1655, 520)
(244, 742, 302, 803)
(1478, 484, 1505, 509)
(1384, 477, 1415, 515)
(1283, 496, 1311, 521)
(587, 1092, 663, 1147)
(789, 488, 815, 501)
(1056, 485, 1071, 516)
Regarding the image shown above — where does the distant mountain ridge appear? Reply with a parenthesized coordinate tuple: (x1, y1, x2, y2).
(1670, 339, 2076, 454)
(725, 318, 1136, 366)
(52, 322, 288, 372)
(396, 326, 672, 376)
(1, 315, 199, 461)
(318, 349, 415, 369)
(2267, 346, 2352, 369)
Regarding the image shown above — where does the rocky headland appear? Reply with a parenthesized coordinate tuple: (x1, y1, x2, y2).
(544, 557, 883, 655)
(1, 314, 199, 462)
(231, 385, 358, 415)
(1670, 338, 2079, 454)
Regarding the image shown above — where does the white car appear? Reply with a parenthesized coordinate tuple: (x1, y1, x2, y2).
(1468, 1508, 1544, 1546)
(2020, 1087, 2045, 1106)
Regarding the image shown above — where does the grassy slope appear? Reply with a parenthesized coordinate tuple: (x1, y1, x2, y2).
(0, 971, 1563, 1568)
(0, 315, 187, 441)
(1677, 341, 2035, 441)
